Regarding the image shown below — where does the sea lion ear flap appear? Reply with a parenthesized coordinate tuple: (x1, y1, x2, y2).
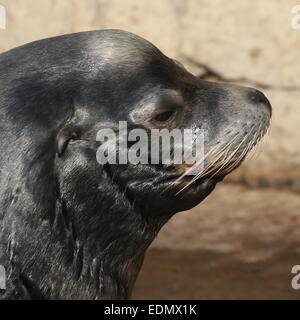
(56, 125, 79, 157)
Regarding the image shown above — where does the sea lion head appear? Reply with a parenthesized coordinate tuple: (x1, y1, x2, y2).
(57, 29, 271, 217)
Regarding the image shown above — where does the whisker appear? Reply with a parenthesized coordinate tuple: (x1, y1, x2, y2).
(175, 149, 228, 194)
(175, 137, 240, 194)
(224, 126, 259, 173)
(171, 118, 270, 195)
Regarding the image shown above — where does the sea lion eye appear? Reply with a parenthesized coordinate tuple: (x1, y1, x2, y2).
(153, 110, 175, 122)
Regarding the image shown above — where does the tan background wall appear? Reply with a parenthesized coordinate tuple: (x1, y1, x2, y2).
(0, 0, 299, 299)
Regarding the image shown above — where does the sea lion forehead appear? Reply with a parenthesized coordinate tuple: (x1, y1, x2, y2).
(87, 29, 166, 68)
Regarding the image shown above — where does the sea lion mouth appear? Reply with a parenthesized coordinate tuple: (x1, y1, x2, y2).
(171, 114, 271, 194)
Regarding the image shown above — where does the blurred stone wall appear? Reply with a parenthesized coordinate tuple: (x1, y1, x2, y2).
(0, 0, 299, 182)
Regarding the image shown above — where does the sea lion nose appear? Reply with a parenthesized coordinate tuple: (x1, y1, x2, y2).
(246, 88, 272, 115)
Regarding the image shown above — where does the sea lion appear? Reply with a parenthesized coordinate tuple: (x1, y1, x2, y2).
(0, 29, 271, 299)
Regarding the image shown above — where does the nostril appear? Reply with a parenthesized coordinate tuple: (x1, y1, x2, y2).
(247, 89, 272, 115)
(249, 89, 267, 104)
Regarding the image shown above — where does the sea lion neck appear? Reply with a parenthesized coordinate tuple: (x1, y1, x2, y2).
(55, 152, 168, 299)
